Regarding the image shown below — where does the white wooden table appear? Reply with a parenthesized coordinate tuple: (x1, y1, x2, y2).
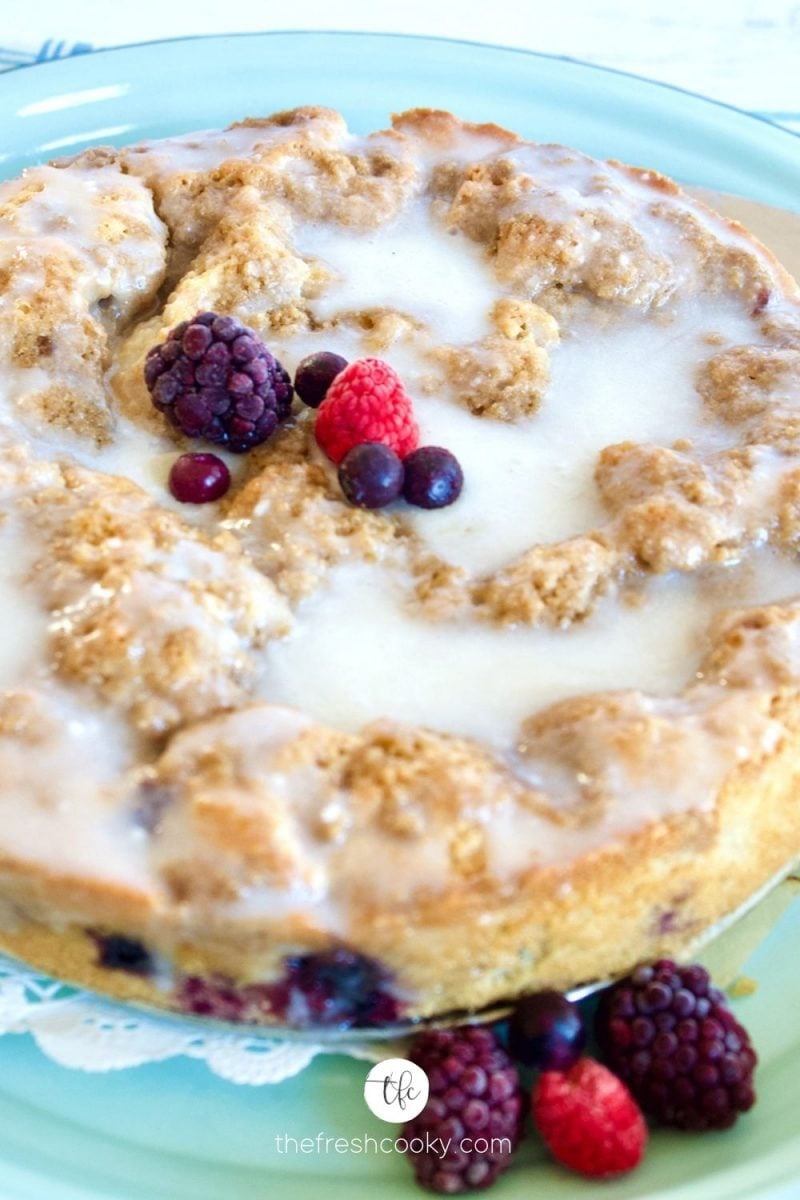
(4, 0, 800, 133)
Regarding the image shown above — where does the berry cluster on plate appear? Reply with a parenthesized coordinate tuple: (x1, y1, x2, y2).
(401, 959, 757, 1193)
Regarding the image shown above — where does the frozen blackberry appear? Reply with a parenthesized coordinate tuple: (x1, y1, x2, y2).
(294, 350, 347, 407)
(403, 1026, 523, 1194)
(596, 960, 757, 1130)
(403, 446, 463, 509)
(145, 312, 293, 452)
(338, 442, 404, 508)
(508, 990, 586, 1071)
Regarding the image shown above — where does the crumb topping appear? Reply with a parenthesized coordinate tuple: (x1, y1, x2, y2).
(1, 106, 800, 940)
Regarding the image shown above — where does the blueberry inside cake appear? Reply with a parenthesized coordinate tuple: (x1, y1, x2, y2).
(0, 106, 799, 1030)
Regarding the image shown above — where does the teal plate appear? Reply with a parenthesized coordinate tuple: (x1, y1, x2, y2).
(1, 31, 799, 1200)
(0, 902, 798, 1200)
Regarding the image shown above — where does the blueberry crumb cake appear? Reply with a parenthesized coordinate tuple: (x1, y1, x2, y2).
(0, 105, 799, 1031)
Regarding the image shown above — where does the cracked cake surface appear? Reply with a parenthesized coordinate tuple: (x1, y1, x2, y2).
(0, 106, 800, 1028)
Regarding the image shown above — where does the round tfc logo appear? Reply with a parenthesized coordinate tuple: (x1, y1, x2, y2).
(363, 1057, 429, 1123)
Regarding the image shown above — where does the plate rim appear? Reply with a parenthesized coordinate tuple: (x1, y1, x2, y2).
(1, 27, 797, 152)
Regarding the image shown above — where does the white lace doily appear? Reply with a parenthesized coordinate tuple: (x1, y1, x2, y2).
(0, 954, 392, 1083)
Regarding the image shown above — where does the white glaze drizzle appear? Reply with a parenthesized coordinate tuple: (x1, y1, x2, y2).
(0, 122, 799, 908)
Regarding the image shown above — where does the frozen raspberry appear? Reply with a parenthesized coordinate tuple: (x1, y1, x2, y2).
(595, 959, 757, 1130)
(402, 446, 463, 509)
(338, 442, 404, 509)
(533, 1058, 647, 1179)
(403, 1026, 523, 1194)
(168, 452, 230, 503)
(91, 932, 153, 976)
(314, 357, 419, 464)
(145, 312, 293, 452)
(508, 990, 586, 1071)
(294, 351, 348, 407)
(178, 949, 400, 1029)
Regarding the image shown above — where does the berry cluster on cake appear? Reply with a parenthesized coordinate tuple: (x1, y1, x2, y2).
(0, 107, 798, 1043)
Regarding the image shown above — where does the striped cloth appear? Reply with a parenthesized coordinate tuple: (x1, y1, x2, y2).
(0, 38, 93, 71)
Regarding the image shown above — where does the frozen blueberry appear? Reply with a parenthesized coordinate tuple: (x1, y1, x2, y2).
(93, 933, 153, 976)
(402, 446, 463, 509)
(508, 990, 586, 1071)
(294, 351, 348, 408)
(338, 442, 404, 509)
